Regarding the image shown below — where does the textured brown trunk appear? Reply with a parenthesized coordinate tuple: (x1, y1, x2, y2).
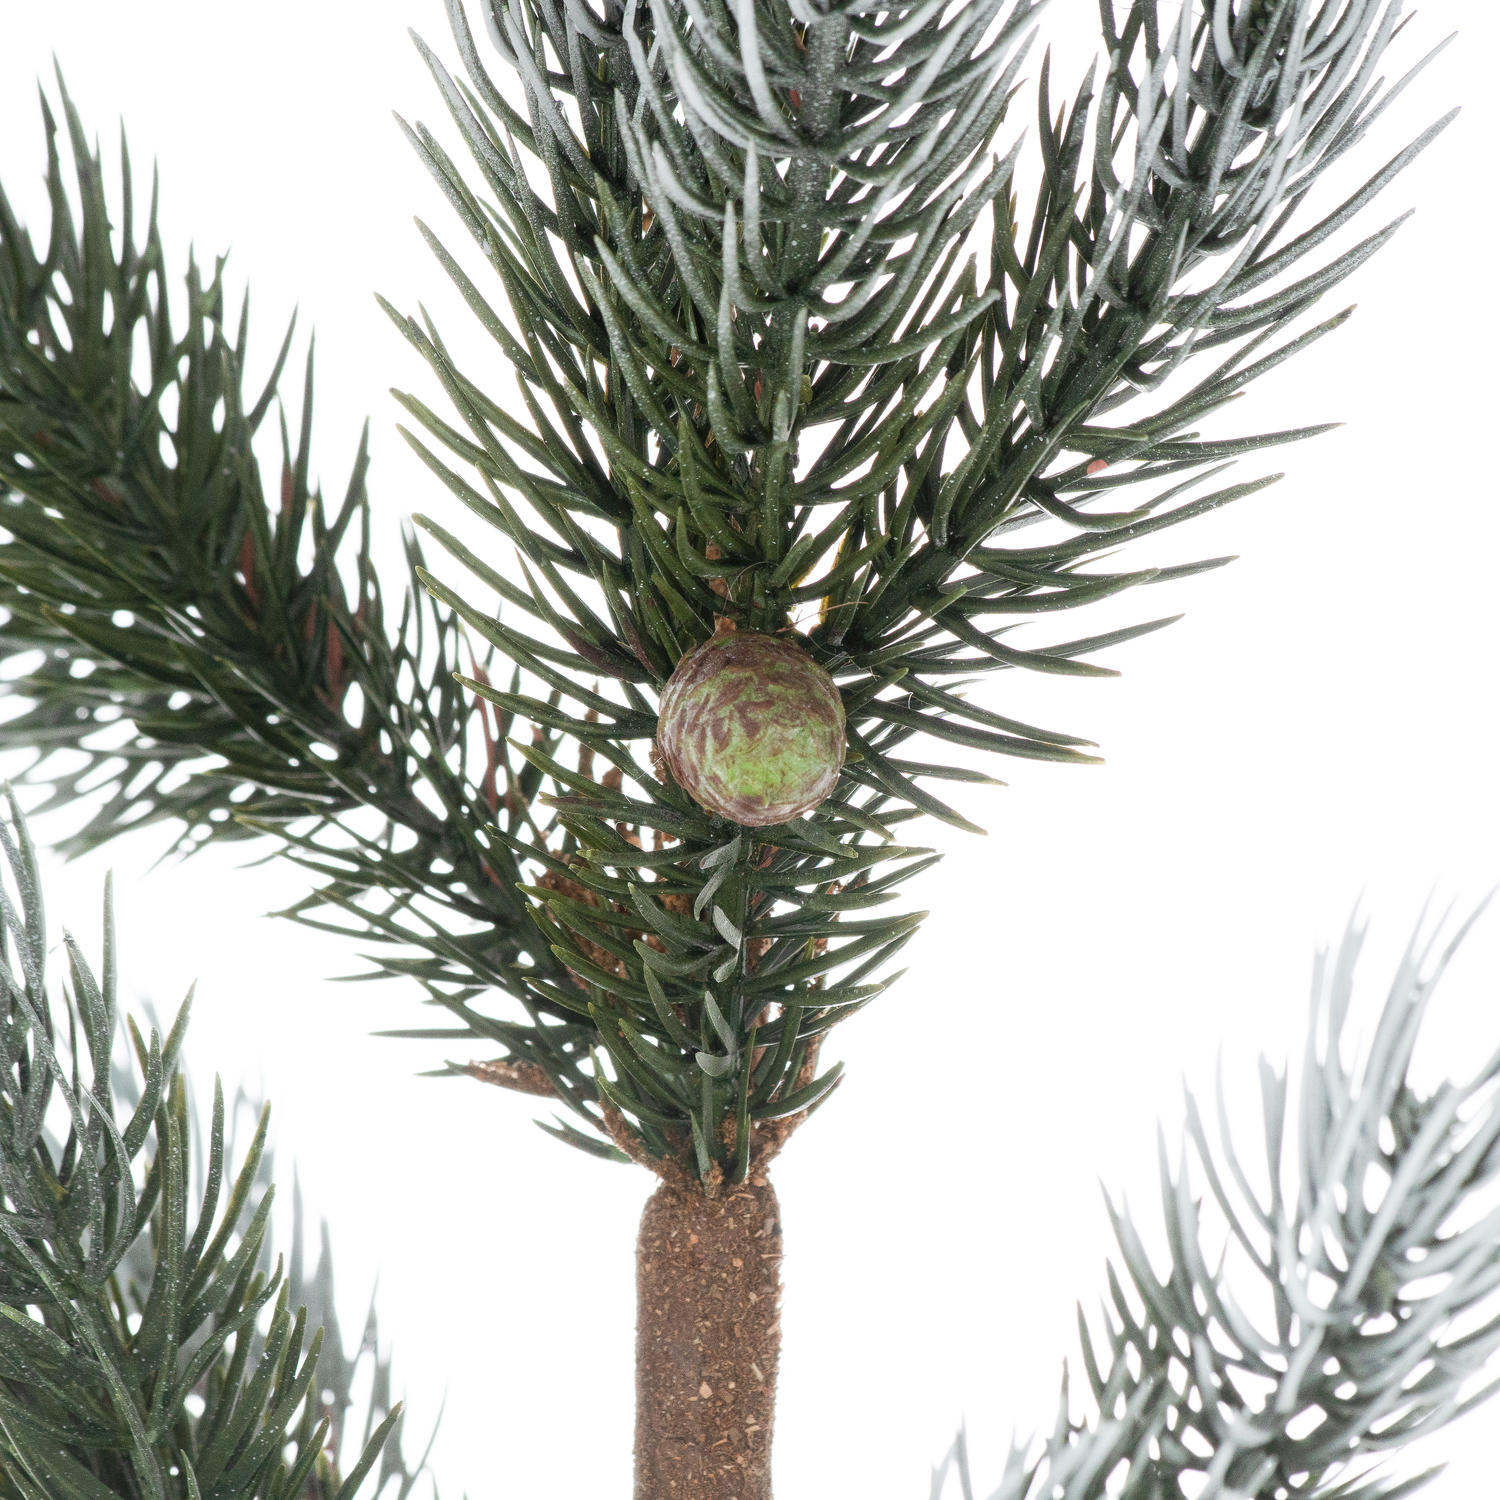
(634, 1175, 782, 1500)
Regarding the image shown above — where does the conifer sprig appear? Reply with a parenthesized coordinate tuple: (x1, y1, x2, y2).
(0, 0, 1456, 1182)
(928, 914, 1500, 1500)
(0, 86, 612, 1154)
(382, 0, 1450, 1178)
(0, 795, 407, 1498)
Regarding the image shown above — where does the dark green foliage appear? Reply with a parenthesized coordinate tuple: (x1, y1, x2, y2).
(0, 1, 1454, 1182)
(0, 87, 367, 854)
(0, 795, 406, 1498)
(2, 7, 1490, 1496)
(0, 81, 611, 1155)
(927, 915, 1500, 1500)
(106, 1059, 443, 1499)
(382, 0, 1450, 1177)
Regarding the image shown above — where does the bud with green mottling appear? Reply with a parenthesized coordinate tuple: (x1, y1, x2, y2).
(656, 629, 846, 827)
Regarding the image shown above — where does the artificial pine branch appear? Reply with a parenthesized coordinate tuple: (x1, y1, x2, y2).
(0, 82, 613, 1156)
(924, 911, 1500, 1500)
(0, 6, 1454, 1183)
(0, 795, 417, 1498)
(384, 0, 1453, 1183)
(107, 1054, 443, 1497)
(0, 2, 1488, 1495)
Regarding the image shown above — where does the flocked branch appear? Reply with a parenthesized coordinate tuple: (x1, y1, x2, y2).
(926, 912, 1500, 1500)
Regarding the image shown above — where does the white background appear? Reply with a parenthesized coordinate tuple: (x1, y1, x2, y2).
(2, 1, 1498, 1496)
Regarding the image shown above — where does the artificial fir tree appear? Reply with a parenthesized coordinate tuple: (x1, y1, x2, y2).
(2, 1, 1498, 1497)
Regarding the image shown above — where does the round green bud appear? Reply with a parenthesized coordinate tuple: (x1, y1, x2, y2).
(656, 629, 846, 827)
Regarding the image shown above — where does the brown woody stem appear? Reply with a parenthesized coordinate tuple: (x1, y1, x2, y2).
(634, 1174, 782, 1500)
(461, 1057, 557, 1097)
